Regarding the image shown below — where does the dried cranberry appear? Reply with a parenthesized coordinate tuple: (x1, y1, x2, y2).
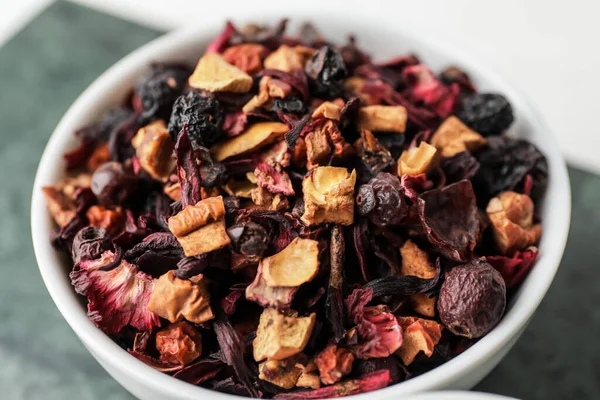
(457, 93, 514, 136)
(305, 46, 348, 99)
(168, 91, 224, 148)
(438, 259, 506, 338)
(91, 162, 138, 207)
(135, 64, 190, 121)
(356, 173, 407, 228)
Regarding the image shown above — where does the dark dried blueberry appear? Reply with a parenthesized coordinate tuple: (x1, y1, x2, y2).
(457, 93, 514, 136)
(72, 227, 112, 263)
(271, 97, 306, 114)
(438, 259, 506, 338)
(168, 91, 224, 148)
(441, 151, 480, 183)
(227, 222, 268, 258)
(357, 172, 407, 228)
(135, 64, 190, 121)
(91, 162, 138, 206)
(473, 136, 548, 204)
(305, 46, 348, 99)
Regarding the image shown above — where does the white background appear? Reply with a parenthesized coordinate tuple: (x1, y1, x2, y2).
(4, 0, 599, 173)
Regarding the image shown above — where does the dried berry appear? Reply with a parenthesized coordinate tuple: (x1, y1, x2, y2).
(135, 64, 190, 121)
(196, 146, 228, 188)
(91, 162, 138, 207)
(271, 97, 306, 114)
(168, 91, 224, 148)
(356, 172, 407, 228)
(438, 259, 506, 338)
(305, 46, 348, 98)
(227, 222, 269, 259)
(71, 226, 112, 264)
(473, 136, 548, 204)
(457, 93, 514, 136)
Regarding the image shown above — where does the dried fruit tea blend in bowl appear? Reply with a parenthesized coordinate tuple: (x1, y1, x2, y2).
(31, 15, 570, 400)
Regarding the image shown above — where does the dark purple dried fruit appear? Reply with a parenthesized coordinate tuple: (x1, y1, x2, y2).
(457, 93, 513, 136)
(135, 64, 190, 121)
(91, 162, 138, 207)
(356, 173, 407, 228)
(168, 91, 224, 148)
(473, 136, 548, 203)
(196, 146, 227, 188)
(227, 222, 269, 259)
(441, 151, 480, 183)
(305, 45, 348, 99)
(72, 227, 112, 264)
(438, 259, 506, 338)
(271, 97, 306, 114)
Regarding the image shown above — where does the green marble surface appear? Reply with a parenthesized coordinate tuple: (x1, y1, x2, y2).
(1, 1, 598, 399)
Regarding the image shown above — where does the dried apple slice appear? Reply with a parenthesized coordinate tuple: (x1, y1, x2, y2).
(188, 53, 253, 93)
(262, 238, 320, 287)
(253, 308, 316, 361)
(211, 122, 288, 162)
(357, 105, 407, 133)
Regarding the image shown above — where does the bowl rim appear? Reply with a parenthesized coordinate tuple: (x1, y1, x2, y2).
(31, 12, 571, 400)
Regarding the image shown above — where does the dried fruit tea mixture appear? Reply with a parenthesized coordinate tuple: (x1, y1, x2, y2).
(43, 20, 548, 398)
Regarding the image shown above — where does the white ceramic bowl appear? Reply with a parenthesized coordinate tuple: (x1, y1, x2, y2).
(31, 10, 570, 400)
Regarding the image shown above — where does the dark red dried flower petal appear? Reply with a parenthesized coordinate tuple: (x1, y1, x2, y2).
(402, 64, 460, 118)
(273, 370, 391, 399)
(220, 287, 246, 315)
(174, 127, 201, 208)
(254, 162, 295, 196)
(223, 111, 248, 137)
(74, 255, 160, 334)
(261, 69, 310, 100)
(213, 318, 259, 398)
(206, 21, 235, 54)
(417, 180, 480, 261)
(400, 173, 434, 202)
(487, 247, 539, 288)
(172, 358, 225, 385)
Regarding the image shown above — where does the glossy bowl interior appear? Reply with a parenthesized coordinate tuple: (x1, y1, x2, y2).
(31, 10, 570, 400)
